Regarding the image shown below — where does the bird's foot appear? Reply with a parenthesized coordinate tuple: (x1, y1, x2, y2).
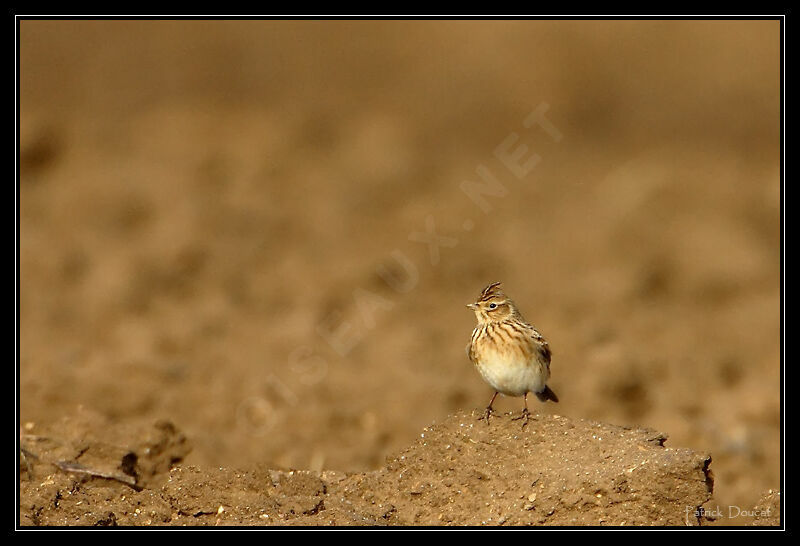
(477, 406, 496, 425)
(512, 408, 531, 429)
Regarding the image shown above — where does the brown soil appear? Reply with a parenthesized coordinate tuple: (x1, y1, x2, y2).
(22, 408, 721, 526)
(19, 20, 781, 527)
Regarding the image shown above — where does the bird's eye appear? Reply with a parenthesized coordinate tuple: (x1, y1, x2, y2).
(488, 303, 497, 309)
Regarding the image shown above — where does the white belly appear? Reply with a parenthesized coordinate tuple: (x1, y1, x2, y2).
(474, 346, 547, 397)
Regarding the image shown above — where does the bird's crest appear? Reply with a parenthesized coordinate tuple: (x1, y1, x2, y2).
(478, 281, 504, 301)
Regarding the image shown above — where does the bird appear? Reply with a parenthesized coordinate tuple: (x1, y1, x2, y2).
(466, 281, 558, 426)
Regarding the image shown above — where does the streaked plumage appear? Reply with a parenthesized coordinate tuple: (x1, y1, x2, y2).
(466, 282, 558, 425)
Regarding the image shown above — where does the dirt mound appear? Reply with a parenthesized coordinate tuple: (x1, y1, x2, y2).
(20, 409, 728, 526)
(351, 411, 713, 525)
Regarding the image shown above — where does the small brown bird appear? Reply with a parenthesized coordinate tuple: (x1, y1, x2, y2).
(467, 282, 558, 426)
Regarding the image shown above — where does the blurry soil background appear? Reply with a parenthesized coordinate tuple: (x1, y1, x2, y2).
(19, 20, 780, 526)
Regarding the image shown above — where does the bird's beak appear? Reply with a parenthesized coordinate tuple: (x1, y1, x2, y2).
(466, 303, 477, 310)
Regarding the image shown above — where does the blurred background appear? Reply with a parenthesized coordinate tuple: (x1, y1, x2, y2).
(20, 20, 779, 515)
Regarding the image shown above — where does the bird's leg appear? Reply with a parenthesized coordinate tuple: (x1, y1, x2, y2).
(512, 392, 531, 428)
(478, 391, 499, 424)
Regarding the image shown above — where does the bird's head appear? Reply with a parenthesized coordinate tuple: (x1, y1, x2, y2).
(467, 282, 518, 324)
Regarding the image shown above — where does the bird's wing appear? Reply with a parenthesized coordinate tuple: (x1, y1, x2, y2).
(537, 339, 552, 367)
(524, 323, 552, 368)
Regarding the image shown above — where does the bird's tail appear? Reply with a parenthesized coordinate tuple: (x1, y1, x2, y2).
(536, 385, 559, 403)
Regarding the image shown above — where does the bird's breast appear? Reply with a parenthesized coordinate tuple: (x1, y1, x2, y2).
(470, 328, 548, 397)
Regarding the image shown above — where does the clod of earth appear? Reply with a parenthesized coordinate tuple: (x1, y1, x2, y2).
(20, 409, 757, 526)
